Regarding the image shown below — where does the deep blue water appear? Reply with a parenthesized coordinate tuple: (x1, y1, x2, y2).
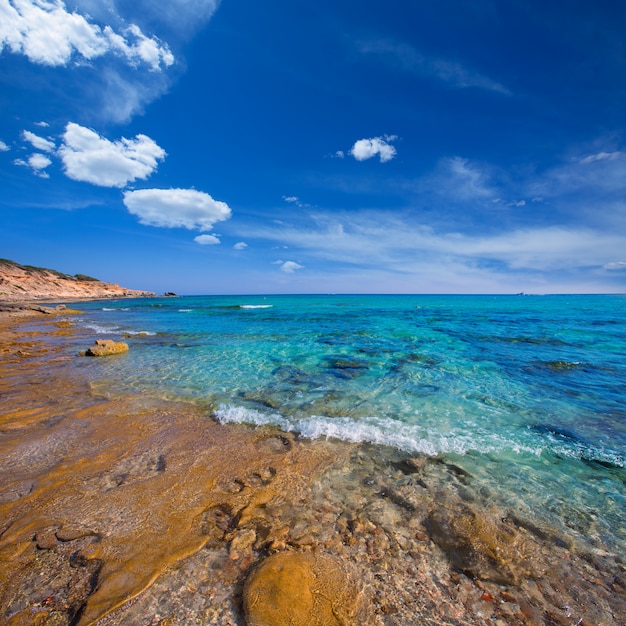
(69, 294, 626, 551)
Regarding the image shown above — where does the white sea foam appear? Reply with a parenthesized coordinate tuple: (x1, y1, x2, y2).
(179, 309, 193, 312)
(215, 404, 291, 431)
(82, 323, 155, 336)
(84, 323, 116, 334)
(239, 305, 273, 309)
(547, 440, 624, 467)
(214, 404, 541, 457)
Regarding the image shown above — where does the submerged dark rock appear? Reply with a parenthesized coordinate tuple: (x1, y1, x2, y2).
(322, 355, 370, 379)
(424, 504, 537, 585)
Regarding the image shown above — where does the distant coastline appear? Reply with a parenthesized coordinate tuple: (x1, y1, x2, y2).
(0, 258, 155, 305)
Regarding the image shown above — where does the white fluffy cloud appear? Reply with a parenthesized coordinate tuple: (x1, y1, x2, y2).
(123, 188, 232, 231)
(234, 242, 248, 250)
(58, 122, 165, 187)
(28, 152, 52, 171)
(194, 233, 221, 245)
(0, 0, 174, 70)
(14, 152, 52, 177)
(0, 140, 9, 151)
(22, 130, 55, 152)
(350, 136, 397, 163)
(280, 261, 304, 273)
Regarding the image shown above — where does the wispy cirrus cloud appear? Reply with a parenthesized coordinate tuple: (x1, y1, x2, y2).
(536, 150, 626, 197)
(423, 156, 496, 202)
(234, 142, 626, 290)
(603, 261, 626, 271)
(358, 39, 510, 95)
(242, 212, 626, 276)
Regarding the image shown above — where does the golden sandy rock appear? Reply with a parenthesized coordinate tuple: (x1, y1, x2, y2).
(243, 551, 369, 626)
(84, 339, 129, 356)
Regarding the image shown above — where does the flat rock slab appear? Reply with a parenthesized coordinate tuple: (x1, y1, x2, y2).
(243, 551, 369, 626)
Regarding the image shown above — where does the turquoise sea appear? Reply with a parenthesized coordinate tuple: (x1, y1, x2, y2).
(72, 294, 626, 555)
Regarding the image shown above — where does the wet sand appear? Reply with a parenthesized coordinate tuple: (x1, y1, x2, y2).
(0, 313, 624, 625)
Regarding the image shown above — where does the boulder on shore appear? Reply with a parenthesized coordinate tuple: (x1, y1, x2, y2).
(84, 339, 129, 357)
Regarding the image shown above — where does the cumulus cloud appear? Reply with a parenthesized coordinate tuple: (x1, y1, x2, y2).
(350, 136, 397, 163)
(0, 0, 174, 70)
(14, 152, 52, 177)
(58, 122, 165, 187)
(28, 152, 51, 170)
(22, 130, 55, 152)
(1, 2, 223, 124)
(0, 140, 9, 151)
(122, 188, 232, 231)
(280, 261, 304, 273)
(233, 242, 248, 250)
(194, 233, 221, 245)
(104, 23, 174, 70)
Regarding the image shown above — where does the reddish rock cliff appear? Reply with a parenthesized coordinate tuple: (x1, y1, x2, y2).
(0, 259, 155, 302)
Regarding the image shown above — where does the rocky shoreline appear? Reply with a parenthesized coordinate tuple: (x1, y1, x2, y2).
(0, 315, 624, 625)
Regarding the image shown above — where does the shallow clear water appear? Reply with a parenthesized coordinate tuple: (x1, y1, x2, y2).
(71, 294, 626, 553)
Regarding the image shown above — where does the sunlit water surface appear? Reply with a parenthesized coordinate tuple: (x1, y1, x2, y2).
(71, 294, 626, 554)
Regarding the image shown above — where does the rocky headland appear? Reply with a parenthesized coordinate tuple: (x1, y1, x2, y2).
(0, 258, 155, 306)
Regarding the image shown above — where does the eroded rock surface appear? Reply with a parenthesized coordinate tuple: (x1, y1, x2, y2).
(84, 339, 129, 356)
(243, 551, 370, 626)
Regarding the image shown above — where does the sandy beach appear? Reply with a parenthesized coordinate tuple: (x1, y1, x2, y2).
(1, 310, 624, 625)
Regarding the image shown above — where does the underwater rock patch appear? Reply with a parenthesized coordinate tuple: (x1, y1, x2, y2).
(424, 504, 537, 585)
(322, 355, 370, 379)
(243, 551, 369, 626)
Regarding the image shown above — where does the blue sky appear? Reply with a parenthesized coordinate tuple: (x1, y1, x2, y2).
(1, 0, 625, 294)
